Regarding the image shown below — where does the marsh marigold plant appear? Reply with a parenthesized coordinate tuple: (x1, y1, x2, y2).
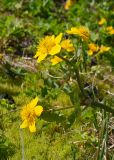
(20, 97, 43, 132)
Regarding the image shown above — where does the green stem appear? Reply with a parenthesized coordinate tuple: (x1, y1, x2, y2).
(75, 65, 86, 97)
(47, 106, 74, 111)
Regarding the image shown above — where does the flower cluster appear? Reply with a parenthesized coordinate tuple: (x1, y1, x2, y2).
(87, 43, 111, 56)
(34, 26, 90, 65)
(34, 32, 75, 64)
(98, 17, 114, 36)
(34, 25, 111, 64)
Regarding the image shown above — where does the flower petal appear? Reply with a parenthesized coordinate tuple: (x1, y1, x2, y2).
(51, 56, 63, 65)
(37, 53, 47, 62)
(28, 97, 39, 109)
(20, 120, 28, 128)
(29, 121, 36, 132)
(49, 45, 61, 55)
(55, 33, 62, 44)
(61, 39, 74, 52)
(35, 105, 43, 116)
(34, 51, 41, 58)
(88, 50, 93, 56)
(64, 0, 74, 10)
(66, 28, 79, 34)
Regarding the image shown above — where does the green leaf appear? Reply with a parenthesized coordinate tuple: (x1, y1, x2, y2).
(41, 111, 66, 123)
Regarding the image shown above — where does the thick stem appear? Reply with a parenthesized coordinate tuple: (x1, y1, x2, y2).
(75, 66, 86, 97)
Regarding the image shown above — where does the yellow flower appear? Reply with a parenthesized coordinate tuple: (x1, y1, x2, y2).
(98, 18, 106, 25)
(106, 26, 114, 35)
(34, 33, 62, 62)
(51, 56, 63, 65)
(88, 43, 99, 56)
(106, 26, 113, 31)
(99, 45, 111, 54)
(109, 30, 114, 35)
(66, 26, 90, 41)
(64, 0, 74, 10)
(61, 39, 75, 52)
(20, 97, 43, 132)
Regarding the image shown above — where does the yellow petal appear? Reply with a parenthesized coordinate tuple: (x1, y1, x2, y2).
(51, 56, 63, 65)
(61, 39, 74, 52)
(106, 26, 113, 31)
(66, 30, 73, 34)
(61, 39, 68, 48)
(37, 53, 47, 62)
(28, 97, 39, 108)
(51, 35, 55, 41)
(110, 29, 114, 35)
(66, 28, 79, 34)
(88, 50, 93, 56)
(34, 51, 41, 58)
(20, 120, 28, 128)
(99, 46, 111, 53)
(49, 45, 61, 55)
(67, 47, 75, 52)
(55, 33, 62, 44)
(35, 105, 43, 116)
(64, 0, 74, 10)
(29, 121, 36, 132)
(98, 18, 106, 25)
